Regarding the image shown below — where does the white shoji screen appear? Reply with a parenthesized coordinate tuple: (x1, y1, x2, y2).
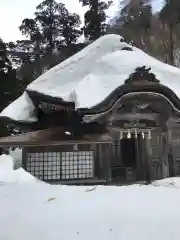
(27, 152, 61, 180)
(61, 151, 94, 180)
(26, 150, 94, 181)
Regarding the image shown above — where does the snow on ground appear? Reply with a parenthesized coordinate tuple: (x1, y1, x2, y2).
(2, 183, 180, 240)
(2, 34, 180, 122)
(0, 154, 35, 184)
(9, 148, 22, 169)
(152, 177, 180, 188)
(1, 154, 180, 239)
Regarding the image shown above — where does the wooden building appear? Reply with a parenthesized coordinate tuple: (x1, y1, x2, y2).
(0, 66, 180, 184)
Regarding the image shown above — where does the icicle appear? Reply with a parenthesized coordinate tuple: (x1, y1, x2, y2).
(127, 130, 131, 139)
(134, 128, 137, 138)
(142, 132, 145, 139)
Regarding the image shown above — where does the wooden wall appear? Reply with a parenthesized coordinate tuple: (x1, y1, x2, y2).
(23, 142, 111, 182)
(171, 127, 180, 176)
(21, 125, 180, 184)
(149, 126, 180, 180)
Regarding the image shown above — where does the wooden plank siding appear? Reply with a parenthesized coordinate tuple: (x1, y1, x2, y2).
(1, 126, 180, 183)
(171, 127, 180, 176)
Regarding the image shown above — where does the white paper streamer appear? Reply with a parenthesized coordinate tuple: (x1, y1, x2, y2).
(142, 132, 145, 139)
(127, 130, 131, 139)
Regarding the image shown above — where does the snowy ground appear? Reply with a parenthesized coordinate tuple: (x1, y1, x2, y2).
(0, 154, 180, 240)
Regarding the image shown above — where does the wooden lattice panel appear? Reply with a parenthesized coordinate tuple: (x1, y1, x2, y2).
(27, 152, 61, 181)
(61, 151, 94, 180)
(26, 151, 94, 181)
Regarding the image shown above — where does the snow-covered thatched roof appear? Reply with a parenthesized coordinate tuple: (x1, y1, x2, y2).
(1, 34, 180, 122)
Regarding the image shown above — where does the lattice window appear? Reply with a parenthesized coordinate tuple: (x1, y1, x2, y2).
(27, 152, 61, 181)
(26, 150, 94, 181)
(61, 151, 94, 180)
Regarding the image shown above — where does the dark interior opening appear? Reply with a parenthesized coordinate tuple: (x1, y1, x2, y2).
(121, 136, 137, 167)
(111, 135, 137, 180)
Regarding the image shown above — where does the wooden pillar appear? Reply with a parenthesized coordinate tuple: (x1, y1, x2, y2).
(99, 143, 112, 181)
(167, 129, 174, 177)
(135, 134, 143, 181)
(168, 148, 174, 177)
(157, 114, 170, 179)
(136, 133, 148, 181)
(104, 143, 112, 181)
(161, 132, 170, 178)
(97, 144, 104, 179)
(22, 147, 28, 170)
(145, 135, 151, 184)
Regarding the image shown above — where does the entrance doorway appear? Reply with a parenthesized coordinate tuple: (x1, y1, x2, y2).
(111, 134, 138, 181)
(121, 136, 137, 167)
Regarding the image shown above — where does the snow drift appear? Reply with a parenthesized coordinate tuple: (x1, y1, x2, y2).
(0, 154, 35, 184)
(9, 147, 22, 169)
(1, 34, 180, 122)
(1, 174, 180, 240)
(1, 154, 180, 239)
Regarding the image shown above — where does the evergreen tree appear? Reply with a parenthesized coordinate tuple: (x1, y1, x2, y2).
(0, 38, 21, 137)
(7, 0, 83, 86)
(79, 0, 112, 41)
(159, 0, 180, 65)
(7, 39, 41, 87)
(35, 0, 82, 53)
(20, 18, 43, 75)
(118, 0, 153, 51)
(0, 39, 21, 109)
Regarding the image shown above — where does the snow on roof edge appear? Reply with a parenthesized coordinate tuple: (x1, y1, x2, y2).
(0, 92, 37, 122)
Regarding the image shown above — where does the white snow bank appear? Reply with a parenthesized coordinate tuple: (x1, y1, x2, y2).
(152, 177, 180, 188)
(0, 154, 14, 171)
(9, 148, 22, 169)
(0, 167, 36, 184)
(1, 153, 180, 239)
(0, 154, 35, 184)
(2, 34, 180, 122)
(1, 183, 180, 240)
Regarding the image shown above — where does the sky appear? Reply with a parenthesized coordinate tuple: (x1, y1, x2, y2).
(0, 0, 164, 43)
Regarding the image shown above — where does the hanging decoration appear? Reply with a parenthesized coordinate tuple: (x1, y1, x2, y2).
(127, 130, 131, 139)
(142, 132, 145, 139)
(120, 131, 123, 140)
(148, 129, 151, 139)
(134, 128, 138, 138)
(119, 128, 152, 140)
